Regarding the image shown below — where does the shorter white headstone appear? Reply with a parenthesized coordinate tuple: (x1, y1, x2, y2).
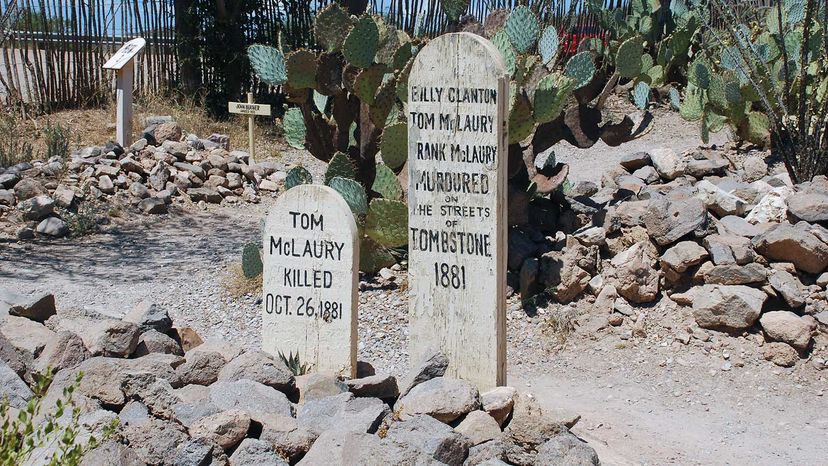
(103, 37, 146, 147)
(262, 185, 359, 377)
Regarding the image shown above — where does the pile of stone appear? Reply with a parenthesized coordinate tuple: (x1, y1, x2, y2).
(0, 290, 598, 466)
(513, 146, 827, 368)
(0, 117, 288, 239)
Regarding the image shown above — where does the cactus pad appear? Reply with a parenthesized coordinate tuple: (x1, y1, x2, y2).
(283, 108, 306, 149)
(372, 163, 403, 200)
(441, 0, 470, 22)
(242, 242, 263, 279)
(616, 36, 644, 78)
(379, 122, 408, 170)
(632, 81, 650, 109)
(646, 64, 664, 86)
(366, 199, 408, 248)
(564, 51, 595, 89)
(392, 43, 413, 71)
(329, 177, 368, 215)
(359, 236, 396, 274)
(492, 30, 517, 77)
(371, 74, 398, 127)
(343, 16, 379, 69)
(285, 166, 313, 190)
(744, 112, 770, 144)
(248, 45, 287, 86)
(785, 0, 805, 25)
(314, 3, 353, 53)
(287, 49, 318, 89)
(505, 6, 540, 54)
(509, 93, 535, 144)
(355, 64, 387, 104)
(679, 83, 704, 121)
(325, 152, 356, 184)
(538, 26, 559, 65)
(669, 87, 681, 110)
(316, 53, 344, 96)
(688, 57, 710, 90)
(533, 73, 575, 124)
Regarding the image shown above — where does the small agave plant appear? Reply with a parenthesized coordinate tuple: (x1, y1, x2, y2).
(248, 4, 412, 273)
(278, 350, 311, 376)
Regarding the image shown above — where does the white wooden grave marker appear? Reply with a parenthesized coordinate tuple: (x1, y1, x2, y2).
(228, 92, 271, 164)
(103, 37, 145, 147)
(262, 185, 359, 377)
(407, 33, 509, 390)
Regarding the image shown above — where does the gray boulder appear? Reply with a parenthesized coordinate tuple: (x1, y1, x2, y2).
(704, 263, 767, 285)
(534, 431, 600, 466)
(189, 409, 251, 450)
(0, 315, 56, 356)
(176, 350, 226, 386)
(298, 392, 389, 436)
(1, 290, 56, 322)
(79, 441, 144, 466)
(643, 196, 707, 246)
(752, 222, 828, 274)
(83, 319, 141, 357)
(396, 377, 480, 423)
(209, 379, 294, 422)
(17, 194, 54, 220)
(35, 330, 90, 373)
(398, 349, 449, 397)
(133, 329, 183, 357)
(454, 410, 501, 446)
(217, 350, 295, 393)
(768, 270, 805, 308)
(660, 241, 709, 273)
(787, 191, 828, 223)
(692, 285, 767, 331)
(123, 301, 173, 333)
(481, 386, 517, 426)
(759, 311, 815, 351)
(230, 438, 289, 466)
(122, 417, 189, 465)
(346, 374, 399, 399)
(36, 217, 69, 237)
(297, 430, 438, 466)
(386, 414, 471, 465)
(0, 360, 33, 409)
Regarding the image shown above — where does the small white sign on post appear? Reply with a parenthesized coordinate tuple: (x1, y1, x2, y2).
(229, 93, 271, 164)
(407, 33, 509, 390)
(104, 37, 145, 148)
(262, 185, 359, 377)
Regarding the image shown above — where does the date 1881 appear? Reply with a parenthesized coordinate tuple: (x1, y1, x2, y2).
(433, 262, 466, 289)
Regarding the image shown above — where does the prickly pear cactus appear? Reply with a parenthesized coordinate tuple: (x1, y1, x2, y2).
(441, 0, 470, 22)
(538, 26, 559, 65)
(372, 163, 403, 201)
(282, 108, 306, 149)
(315, 3, 353, 53)
(632, 81, 650, 110)
(248, 45, 287, 86)
(533, 73, 575, 123)
(325, 152, 356, 184)
(616, 36, 644, 79)
(329, 177, 368, 215)
(505, 6, 540, 54)
(242, 242, 263, 279)
(287, 50, 318, 89)
(492, 30, 517, 77)
(563, 51, 595, 89)
(285, 166, 313, 190)
(343, 16, 379, 69)
(378, 122, 408, 170)
(366, 199, 408, 248)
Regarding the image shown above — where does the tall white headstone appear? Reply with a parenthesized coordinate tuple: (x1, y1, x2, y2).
(407, 33, 509, 390)
(103, 37, 145, 147)
(262, 185, 359, 377)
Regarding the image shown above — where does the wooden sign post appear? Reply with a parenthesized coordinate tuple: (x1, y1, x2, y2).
(262, 185, 359, 377)
(103, 38, 146, 147)
(407, 33, 509, 390)
(228, 93, 270, 164)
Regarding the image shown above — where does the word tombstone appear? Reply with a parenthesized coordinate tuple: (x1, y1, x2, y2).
(262, 185, 359, 377)
(407, 33, 509, 390)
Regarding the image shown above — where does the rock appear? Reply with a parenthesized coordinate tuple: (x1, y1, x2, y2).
(649, 148, 685, 180)
(190, 409, 251, 450)
(18, 194, 54, 220)
(230, 438, 288, 466)
(129, 182, 150, 199)
(209, 379, 294, 422)
(504, 393, 563, 448)
(620, 151, 651, 170)
(719, 215, 764, 238)
(480, 386, 516, 426)
(465, 439, 511, 465)
(133, 329, 183, 357)
(535, 431, 600, 466)
(396, 377, 480, 423)
(454, 410, 501, 446)
(763, 342, 799, 367)
(2, 290, 56, 322)
(13, 178, 47, 201)
(787, 191, 828, 223)
(386, 415, 471, 464)
(643, 197, 707, 246)
(298, 430, 433, 466)
(686, 157, 729, 178)
(35, 217, 69, 237)
(155, 122, 182, 143)
(704, 263, 767, 285)
(188, 187, 222, 203)
(35, 331, 90, 373)
(0, 173, 19, 189)
(138, 197, 167, 214)
(98, 175, 115, 194)
(569, 181, 599, 197)
(519, 258, 540, 300)
(661, 241, 709, 273)
(0, 189, 15, 205)
(752, 222, 828, 274)
(1, 315, 56, 356)
(298, 392, 389, 436)
(704, 234, 754, 265)
(608, 313, 624, 326)
(573, 226, 606, 246)
(540, 239, 598, 303)
(746, 187, 792, 224)
(0, 360, 33, 409)
(695, 180, 747, 217)
(0, 332, 32, 383)
(218, 350, 295, 393)
(123, 301, 173, 333)
(173, 326, 203, 351)
(80, 441, 144, 466)
(119, 400, 150, 426)
(742, 157, 768, 182)
(692, 285, 767, 331)
(188, 338, 243, 362)
(632, 165, 660, 184)
(176, 350, 226, 385)
(259, 424, 315, 463)
(594, 284, 618, 313)
(122, 418, 189, 465)
(83, 319, 141, 357)
(170, 438, 224, 466)
(508, 229, 539, 270)
(399, 349, 449, 397)
(760, 311, 814, 351)
(300, 373, 348, 401)
(768, 270, 805, 308)
(346, 374, 399, 399)
(609, 241, 659, 303)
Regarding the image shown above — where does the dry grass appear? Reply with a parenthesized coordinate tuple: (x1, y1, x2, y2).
(222, 263, 262, 299)
(541, 305, 579, 345)
(0, 90, 289, 163)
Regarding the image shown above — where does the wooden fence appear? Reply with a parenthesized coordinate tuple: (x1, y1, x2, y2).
(0, 0, 630, 114)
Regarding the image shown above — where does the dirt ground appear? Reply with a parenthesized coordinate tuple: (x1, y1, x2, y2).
(2, 110, 826, 465)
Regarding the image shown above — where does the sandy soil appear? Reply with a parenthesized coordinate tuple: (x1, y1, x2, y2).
(2, 111, 826, 465)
